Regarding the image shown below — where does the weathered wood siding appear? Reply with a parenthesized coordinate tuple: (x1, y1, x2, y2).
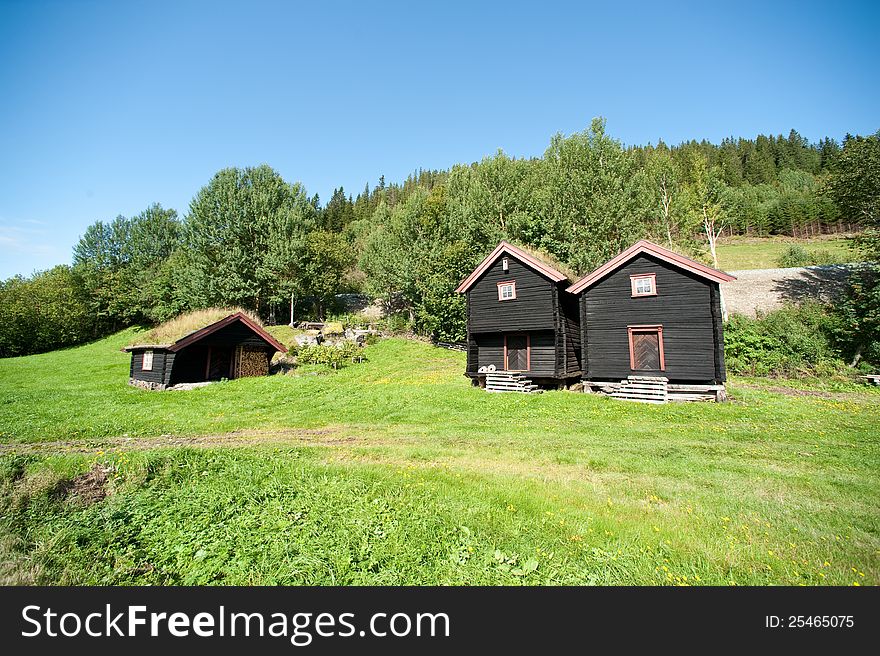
(168, 322, 276, 385)
(464, 253, 584, 379)
(129, 349, 171, 385)
(467, 255, 555, 333)
(560, 288, 582, 376)
(580, 254, 725, 382)
(195, 322, 275, 349)
(473, 330, 557, 377)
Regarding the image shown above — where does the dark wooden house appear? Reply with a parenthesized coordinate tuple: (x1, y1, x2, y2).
(124, 312, 287, 390)
(455, 241, 581, 388)
(566, 240, 736, 400)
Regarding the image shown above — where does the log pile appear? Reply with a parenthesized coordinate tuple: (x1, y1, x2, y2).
(237, 347, 268, 377)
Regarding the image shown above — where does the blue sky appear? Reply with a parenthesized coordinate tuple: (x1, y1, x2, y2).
(1, 0, 877, 278)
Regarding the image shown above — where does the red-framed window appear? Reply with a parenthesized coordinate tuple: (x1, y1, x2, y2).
(630, 273, 657, 297)
(497, 280, 517, 301)
(628, 325, 665, 371)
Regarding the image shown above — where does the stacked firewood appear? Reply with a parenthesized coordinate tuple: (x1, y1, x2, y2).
(238, 347, 268, 377)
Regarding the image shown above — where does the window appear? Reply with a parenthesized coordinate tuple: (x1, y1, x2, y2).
(142, 350, 154, 371)
(502, 257, 509, 272)
(628, 325, 665, 371)
(630, 273, 657, 297)
(497, 280, 516, 301)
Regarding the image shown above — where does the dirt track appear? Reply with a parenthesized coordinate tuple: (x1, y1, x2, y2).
(0, 428, 357, 455)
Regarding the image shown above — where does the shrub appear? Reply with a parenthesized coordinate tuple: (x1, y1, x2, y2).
(374, 312, 413, 335)
(724, 303, 848, 377)
(777, 245, 838, 268)
(296, 342, 363, 368)
(331, 312, 380, 330)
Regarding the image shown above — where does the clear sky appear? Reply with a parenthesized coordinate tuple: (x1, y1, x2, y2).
(1, 0, 877, 278)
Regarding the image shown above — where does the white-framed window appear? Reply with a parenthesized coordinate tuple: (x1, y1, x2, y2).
(497, 280, 516, 301)
(630, 273, 657, 297)
(142, 350, 154, 371)
(502, 257, 509, 272)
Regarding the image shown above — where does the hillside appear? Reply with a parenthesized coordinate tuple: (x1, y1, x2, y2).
(714, 235, 856, 271)
(0, 332, 878, 585)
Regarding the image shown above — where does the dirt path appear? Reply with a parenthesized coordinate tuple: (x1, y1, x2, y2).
(0, 427, 363, 455)
(723, 264, 854, 317)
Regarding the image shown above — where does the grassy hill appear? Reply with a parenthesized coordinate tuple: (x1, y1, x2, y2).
(715, 234, 856, 270)
(0, 331, 877, 585)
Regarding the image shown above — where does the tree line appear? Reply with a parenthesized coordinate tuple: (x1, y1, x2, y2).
(1, 120, 877, 358)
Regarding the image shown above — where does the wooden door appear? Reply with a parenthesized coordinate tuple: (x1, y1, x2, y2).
(629, 329, 662, 371)
(505, 334, 529, 371)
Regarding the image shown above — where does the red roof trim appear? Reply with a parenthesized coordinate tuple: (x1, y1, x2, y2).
(566, 240, 736, 294)
(169, 312, 288, 353)
(455, 241, 568, 293)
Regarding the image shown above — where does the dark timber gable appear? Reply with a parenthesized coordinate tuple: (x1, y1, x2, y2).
(578, 254, 723, 381)
(459, 243, 580, 381)
(566, 241, 736, 385)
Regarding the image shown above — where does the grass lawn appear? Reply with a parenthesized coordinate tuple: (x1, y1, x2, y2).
(0, 331, 877, 585)
(714, 235, 857, 270)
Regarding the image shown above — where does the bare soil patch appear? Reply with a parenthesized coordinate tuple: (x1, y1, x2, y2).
(65, 462, 110, 505)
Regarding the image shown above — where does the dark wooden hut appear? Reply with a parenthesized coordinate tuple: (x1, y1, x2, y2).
(566, 240, 736, 400)
(124, 311, 287, 390)
(455, 241, 581, 389)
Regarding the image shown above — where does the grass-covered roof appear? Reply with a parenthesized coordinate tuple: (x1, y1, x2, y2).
(127, 308, 263, 348)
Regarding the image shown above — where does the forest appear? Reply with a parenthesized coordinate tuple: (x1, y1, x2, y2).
(1, 120, 878, 362)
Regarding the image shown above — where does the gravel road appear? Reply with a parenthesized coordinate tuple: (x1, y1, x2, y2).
(722, 264, 856, 317)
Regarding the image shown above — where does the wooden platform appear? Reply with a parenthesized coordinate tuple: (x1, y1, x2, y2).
(609, 376, 668, 404)
(584, 378, 726, 403)
(484, 371, 542, 393)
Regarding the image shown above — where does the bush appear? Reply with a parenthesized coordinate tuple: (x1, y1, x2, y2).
(330, 312, 380, 330)
(828, 264, 880, 368)
(296, 342, 363, 368)
(777, 245, 838, 268)
(724, 303, 848, 377)
(374, 312, 413, 335)
(0, 266, 100, 357)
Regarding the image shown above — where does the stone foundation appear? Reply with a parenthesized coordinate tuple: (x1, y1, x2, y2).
(128, 377, 166, 391)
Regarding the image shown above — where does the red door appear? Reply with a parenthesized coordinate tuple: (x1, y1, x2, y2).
(628, 326, 665, 371)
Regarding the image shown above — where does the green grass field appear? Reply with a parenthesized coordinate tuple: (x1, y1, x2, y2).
(714, 235, 857, 270)
(0, 331, 878, 585)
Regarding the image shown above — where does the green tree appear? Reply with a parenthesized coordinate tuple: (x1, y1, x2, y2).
(183, 165, 316, 318)
(297, 230, 351, 319)
(73, 204, 181, 328)
(0, 266, 97, 357)
(827, 132, 880, 257)
(531, 117, 648, 272)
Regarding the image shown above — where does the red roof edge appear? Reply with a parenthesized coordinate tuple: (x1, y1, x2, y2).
(455, 240, 569, 293)
(168, 312, 288, 353)
(566, 240, 736, 294)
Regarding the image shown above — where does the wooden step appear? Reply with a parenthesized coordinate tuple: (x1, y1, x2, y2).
(610, 376, 669, 404)
(484, 371, 540, 393)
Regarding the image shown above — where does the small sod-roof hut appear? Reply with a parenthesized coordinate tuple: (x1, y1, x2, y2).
(124, 310, 287, 390)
